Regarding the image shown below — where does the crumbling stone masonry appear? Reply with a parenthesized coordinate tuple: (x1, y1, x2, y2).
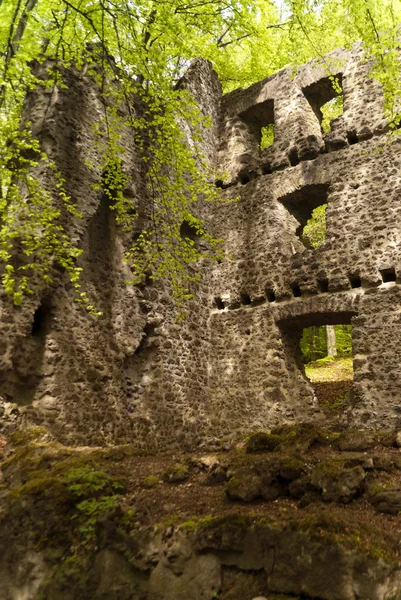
(1, 45, 401, 449)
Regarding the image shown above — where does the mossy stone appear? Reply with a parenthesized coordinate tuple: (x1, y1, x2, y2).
(246, 432, 282, 453)
(162, 464, 189, 483)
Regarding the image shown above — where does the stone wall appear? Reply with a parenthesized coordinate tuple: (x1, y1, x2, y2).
(209, 44, 401, 439)
(2, 45, 401, 448)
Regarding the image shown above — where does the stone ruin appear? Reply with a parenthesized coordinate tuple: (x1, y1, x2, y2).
(3, 44, 401, 600)
(1, 43, 401, 450)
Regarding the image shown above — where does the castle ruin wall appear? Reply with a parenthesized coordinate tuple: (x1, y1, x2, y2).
(1, 46, 401, 448)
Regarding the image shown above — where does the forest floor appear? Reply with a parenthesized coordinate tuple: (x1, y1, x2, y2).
(305, 355, 353, 410)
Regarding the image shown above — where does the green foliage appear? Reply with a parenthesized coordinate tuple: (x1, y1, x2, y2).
(72, 495, 120, 542)
(1, 0, 401, 312)
(162, 463, 189, 482)
(10, 454, 125, 549)
(142, 475, 160, 489)
(66, 464, 124, 498)
(260, 123, 275, 149)
(335, 324, 353, 355)
(321, 94, 344, 133)
(0, 0, 242, 312)
(301, 324, 352, 363)
(301, 204, 327, 249)
(301, 325, 327, 362)
(0, 126, 87, 307)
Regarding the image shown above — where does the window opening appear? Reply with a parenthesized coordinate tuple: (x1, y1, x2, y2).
(291, 283, 302, 298)
(380, 268, 396, 283)
(321, 96, 343, 133)
(279, 184, 329, 249)
(238, 172, 251, 185)
(261, 162, 272, 175)
(288, 147, 300, 167)
(266, 288, 276, 303)
(31, 300, 51, 338)
(279, 312, 355, 411)
(240, 293, 252, 305)
(180, 220, 199, 242)
(301, 322, 354, 410)
(302, 204, 327, 248)
(303, 75, 343, 134)
(349, 274, 361, 289)
(239, 99, 275, 153)
(260, 123, 275, 150)
(317, 278, 329, 293)
(215, 297, 225, 310)
(31, 306, 44, 336)
(347, 130, 358, 145)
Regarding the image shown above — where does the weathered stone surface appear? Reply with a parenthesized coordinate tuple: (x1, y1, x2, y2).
(226, 473, 262, 502)
(246, 432, 282, 453)
(336, 431, 376, 452)
(1, 434, 401, 599)
(369, 488, 401, 515)
(278, 455, 305, 480)
(310, 461, 365, 503)
(162, 464, 189, 483)
(1, 43, 401, 452)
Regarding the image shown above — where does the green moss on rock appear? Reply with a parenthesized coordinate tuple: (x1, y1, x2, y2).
(142, 475, 160, 488)
(246, 432, 283, 453)
(162, 464, 189, 483)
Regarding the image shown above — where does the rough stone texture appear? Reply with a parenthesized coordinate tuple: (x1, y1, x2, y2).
(2, 45, 401, 448)
(3, 521, 400, 600)
(1, 428, 401, 599)
(209, 44, 401, 442)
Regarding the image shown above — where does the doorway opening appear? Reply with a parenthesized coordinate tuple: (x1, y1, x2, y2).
(278, 311, 355, 411)
(301, 323, 353, 409)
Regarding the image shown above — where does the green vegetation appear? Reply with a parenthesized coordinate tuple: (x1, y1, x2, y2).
(321, 95, 344, 133)
(301, 324, 352, 363)
(260, 123, 275, 150)
(1, 0, 401, 312)
(301, 204, 327, 249)
(9, 455, 125, 547)
(162, 463, 189, 483)
(2, 431, 401, 596)
(142, 475, 160, 489)
(305, 355, 353, 383)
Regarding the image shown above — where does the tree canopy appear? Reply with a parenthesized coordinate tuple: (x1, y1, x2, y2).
(1, 0, 401, 313)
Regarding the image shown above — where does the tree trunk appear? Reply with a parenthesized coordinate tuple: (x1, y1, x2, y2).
(310, 326, 318, 361)
(326, 325, 337, 357)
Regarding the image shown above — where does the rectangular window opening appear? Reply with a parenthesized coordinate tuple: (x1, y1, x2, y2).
(380, 268, 396, 283)
(240, 293, 252, 306)
(239, 98, 275, 153)
(279, 184, 329, 249)
(317, 278, 329, 293)
(278, 312, 356, 412)
(291, 283, 302, 298)
(303, 75, 343, 134)
(349, 274, 362, 289)
(266, 288, 276, 303)
(260, 123, 275, 150)
(215, 297, 225, 310)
